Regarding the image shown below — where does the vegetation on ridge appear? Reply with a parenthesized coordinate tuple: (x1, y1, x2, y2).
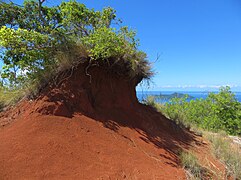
(0, 0, 152, 108)
(154, 86, 241, 136)
(0, 0, 152, 86)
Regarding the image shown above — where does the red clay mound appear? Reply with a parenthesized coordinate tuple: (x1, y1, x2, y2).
(1, 65, 197, 179)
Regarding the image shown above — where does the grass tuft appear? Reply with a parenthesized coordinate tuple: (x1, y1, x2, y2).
(0, 88, 25, 111)
(179, 151, 206, 179)
(143, 96, 163, 111)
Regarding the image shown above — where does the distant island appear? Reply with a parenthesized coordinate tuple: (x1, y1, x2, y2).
(151, 92, 194, 101)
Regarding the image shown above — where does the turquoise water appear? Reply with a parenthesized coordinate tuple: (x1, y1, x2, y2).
(137, 91, 241, 103)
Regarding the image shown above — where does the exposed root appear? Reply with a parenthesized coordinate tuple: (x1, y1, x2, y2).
(57, 66, 75, 87)
(85, 59, 93, 83)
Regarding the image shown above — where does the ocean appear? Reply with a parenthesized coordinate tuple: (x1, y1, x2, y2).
(136, 91, 241, 103)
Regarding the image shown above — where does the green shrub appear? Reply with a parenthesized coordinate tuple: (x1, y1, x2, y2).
(160, 95, 190, 127)
(207, 87, 241, 135)
(82, 26, 136, 61)
(159, 87, 241, 135)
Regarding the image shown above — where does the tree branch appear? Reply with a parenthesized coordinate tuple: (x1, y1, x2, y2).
(38, 0, 47, 29)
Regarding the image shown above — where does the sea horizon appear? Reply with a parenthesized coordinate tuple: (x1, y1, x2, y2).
(136, 90, 241, 102)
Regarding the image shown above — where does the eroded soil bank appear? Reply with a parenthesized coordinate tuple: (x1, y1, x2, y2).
(0, 65, 226, 179)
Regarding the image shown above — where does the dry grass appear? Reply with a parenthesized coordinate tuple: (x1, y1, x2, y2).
(179, 151, 207, 180)
(143, 96, 163, 111)
(205, 132, 241, 179)
(0, 88, 25, 111)
(0, 43, 89, 109)
(54, 43, 89, 72)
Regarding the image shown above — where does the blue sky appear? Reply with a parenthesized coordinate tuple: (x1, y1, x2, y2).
(2, 0, 241, 91)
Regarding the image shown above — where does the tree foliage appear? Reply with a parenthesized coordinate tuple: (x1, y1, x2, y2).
(0, 0, 152, 88)
(82, 26, 138, 60)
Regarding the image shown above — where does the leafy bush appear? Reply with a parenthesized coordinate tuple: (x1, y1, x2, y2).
(207, 87, 241, 135)
(82, 27, 136, 61)
(159, 86, 241, 135)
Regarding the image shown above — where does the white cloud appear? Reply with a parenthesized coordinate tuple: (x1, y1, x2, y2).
(156, 84, 241, 89)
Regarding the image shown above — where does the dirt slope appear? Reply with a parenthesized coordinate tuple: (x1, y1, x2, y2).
(1, 107, 188, 179)
(0, 65, 225, 179)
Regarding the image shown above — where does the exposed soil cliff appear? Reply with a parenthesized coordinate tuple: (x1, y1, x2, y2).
(0, 65, 225, 179)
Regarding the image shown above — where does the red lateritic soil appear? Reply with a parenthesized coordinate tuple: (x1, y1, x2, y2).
(1, 102, 189, 179)
(0, 65, 227, 179)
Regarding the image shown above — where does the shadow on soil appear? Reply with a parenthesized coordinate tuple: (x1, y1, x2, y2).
(78, 103, 205, 167)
